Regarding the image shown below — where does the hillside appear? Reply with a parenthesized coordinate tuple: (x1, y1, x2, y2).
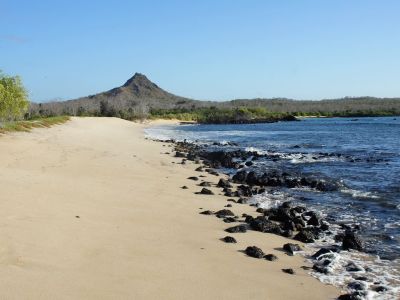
(29, 73, 400, 120)
(29, 73, 210, 117)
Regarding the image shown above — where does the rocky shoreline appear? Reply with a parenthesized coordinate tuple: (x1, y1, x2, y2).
(158, 138, 395, 300)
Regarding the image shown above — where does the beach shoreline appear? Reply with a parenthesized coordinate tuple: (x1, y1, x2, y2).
(0, 117, 340, 299)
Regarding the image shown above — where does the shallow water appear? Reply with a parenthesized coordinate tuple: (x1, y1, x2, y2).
(145, 117, 400, 298)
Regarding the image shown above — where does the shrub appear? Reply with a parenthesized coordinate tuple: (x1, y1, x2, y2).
(0, 71, 29, 121)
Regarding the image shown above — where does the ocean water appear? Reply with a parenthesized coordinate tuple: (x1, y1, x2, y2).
(145, 117, 400, 298)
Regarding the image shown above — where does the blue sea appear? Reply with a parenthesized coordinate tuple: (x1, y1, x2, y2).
(146, 117, 400, 298)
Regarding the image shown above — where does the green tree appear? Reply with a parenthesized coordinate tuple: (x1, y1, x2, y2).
(0, 71, 29, 121)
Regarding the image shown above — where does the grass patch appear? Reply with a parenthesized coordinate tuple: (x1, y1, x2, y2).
(0, 116, 70, 133)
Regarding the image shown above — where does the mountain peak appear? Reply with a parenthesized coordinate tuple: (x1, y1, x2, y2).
(110, 72, 178, 99)
(123, 72, 153, 88)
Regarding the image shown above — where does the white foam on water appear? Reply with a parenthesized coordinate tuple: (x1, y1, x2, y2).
(288, 153, 342, 164)
(145, 126, 268, 144)
(341, 188, 380, 199)
(244, 146, 268, 155)
(245, 147, 344, 164)
(384, 222, 400, 229)
(305, 244, 400, 300)
(248, 190, 293, 209)
(250, 193, 400, 299)
(144, 126, 186, 141)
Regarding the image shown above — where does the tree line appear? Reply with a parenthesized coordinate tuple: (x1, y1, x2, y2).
(29, 96, 400, 123)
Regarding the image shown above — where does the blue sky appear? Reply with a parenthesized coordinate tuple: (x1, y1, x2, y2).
(1, 0, 400, 102)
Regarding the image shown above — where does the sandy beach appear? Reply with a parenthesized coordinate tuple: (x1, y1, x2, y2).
(0, 117, 340, 299)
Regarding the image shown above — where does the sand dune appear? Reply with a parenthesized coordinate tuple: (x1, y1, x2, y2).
(0, 117, 339, 299)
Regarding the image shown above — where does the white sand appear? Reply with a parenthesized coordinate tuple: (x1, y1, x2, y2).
(0, 117, 340, 299)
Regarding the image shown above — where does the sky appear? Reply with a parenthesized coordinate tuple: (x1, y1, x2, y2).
(1, 0, 400, 102)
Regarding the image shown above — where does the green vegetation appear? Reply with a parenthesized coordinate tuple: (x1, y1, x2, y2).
(0, 71, 29, 121)
(29, 104, 398, 124)
(68, 100, 150, 120)
(149, 107, 293, 123)
(0, 116, 70, 133)
(148, 106, 400, 123)
(292, 109, 398, 118)
(229, 97, 400, 117)
(37, 104, 293, 124)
